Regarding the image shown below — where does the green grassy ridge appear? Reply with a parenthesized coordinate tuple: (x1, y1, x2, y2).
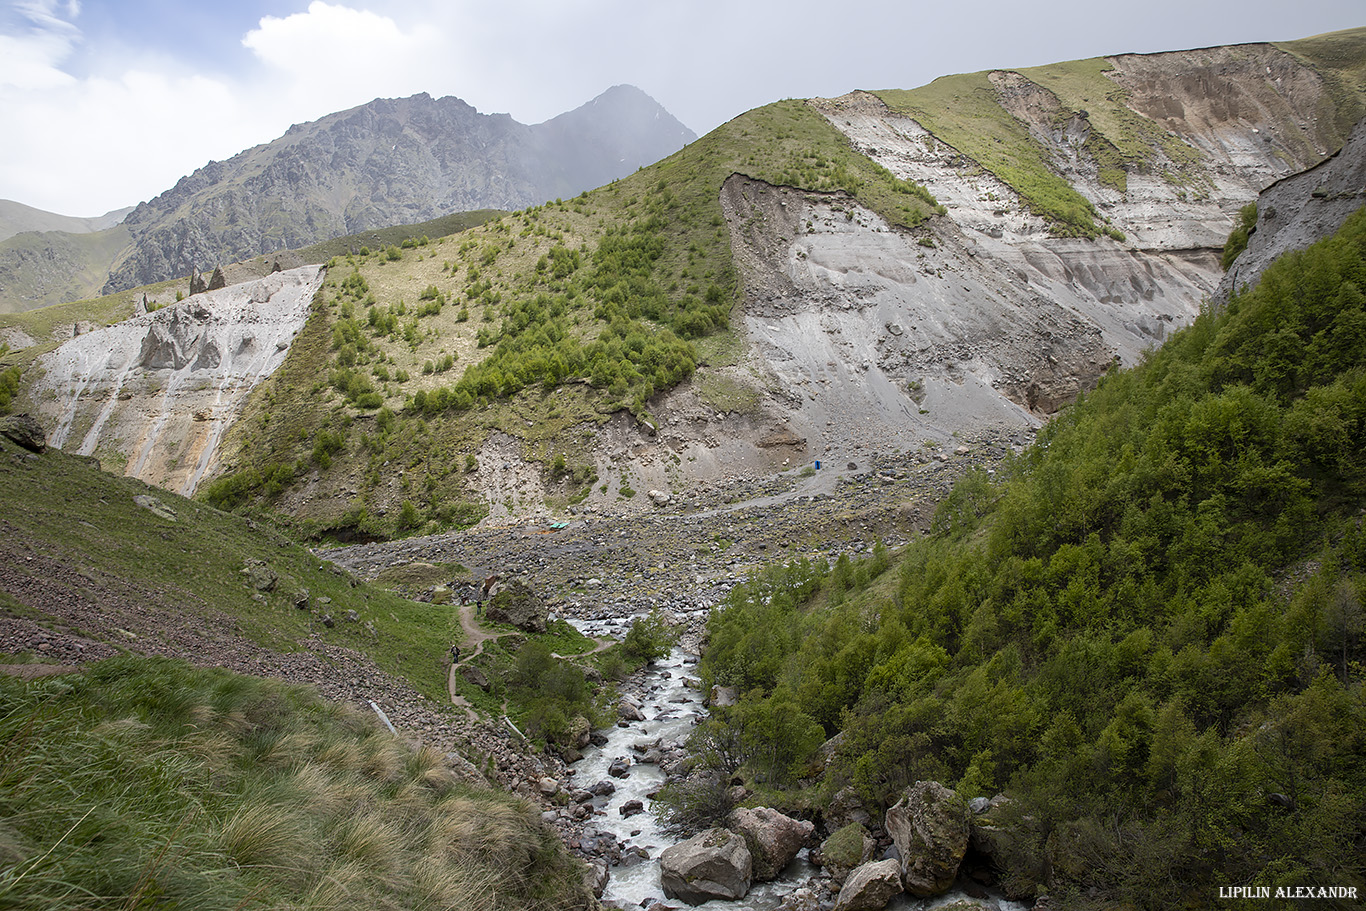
(1014, 58, 1210, 194)
(1276, 27, 1366, 150)
(877, 30, 1366, 236)
(0, 433, 462, 702)
(0, 657, 592, 910)
(877, 73, 1107, 237)
(693, 208, 1366, 905)
(208, 100, 941, 532)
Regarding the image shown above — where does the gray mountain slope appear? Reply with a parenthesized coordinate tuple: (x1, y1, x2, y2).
(103, 85, 695, 293)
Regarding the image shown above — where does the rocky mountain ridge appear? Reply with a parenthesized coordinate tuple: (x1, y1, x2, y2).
(0, 85, 694, 314)
(103, 85, 696, 294)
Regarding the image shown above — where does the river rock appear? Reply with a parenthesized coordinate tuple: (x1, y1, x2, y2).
(660, 827, 753, 905)
(619, 799, 645, 817)
(618, 700, 646, 721)
(567, 714, 592, 750)
(815, 821, 876, 877)
(885, 780, 970, 897)
(969, 793, 1013, 859)
(727, 806, 813, 881)
(834, 858, 904, 911)
(607, 756, 631, 778)
(708, 685, 738, 707)
(582, 859, 609, 898)
(485, 578, 548, 632)
(777, 886, 824, 911)
(826, 786, 873, 830)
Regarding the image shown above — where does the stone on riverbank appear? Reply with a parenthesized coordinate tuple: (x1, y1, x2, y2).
(660, 827, 753, 905)
(885, 780, 970, 897)
(727, 806, 813, 881)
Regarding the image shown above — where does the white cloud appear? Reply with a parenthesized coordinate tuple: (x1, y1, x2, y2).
(0, 0, 79, 90)
(242, 2, 446, 116)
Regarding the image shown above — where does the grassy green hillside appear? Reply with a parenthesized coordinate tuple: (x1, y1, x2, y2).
(0, 430, 462, 701)
(0, 225, 132, 315)
(0, 658, 591, 910)
(687, 207, 1366, 905)
(1278, 27, 1366, 143)
(206, 100, 942, 538)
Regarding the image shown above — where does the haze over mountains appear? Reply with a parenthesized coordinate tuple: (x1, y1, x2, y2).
(0, 84, 695, 312)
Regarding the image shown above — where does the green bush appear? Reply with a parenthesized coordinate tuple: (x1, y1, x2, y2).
(1222, 202, 1258, 270)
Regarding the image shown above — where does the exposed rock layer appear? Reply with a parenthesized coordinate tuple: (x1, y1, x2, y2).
(32, 266, 324, 495)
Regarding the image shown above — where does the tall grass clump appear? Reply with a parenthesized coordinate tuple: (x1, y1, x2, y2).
(0, 656, 593, 910)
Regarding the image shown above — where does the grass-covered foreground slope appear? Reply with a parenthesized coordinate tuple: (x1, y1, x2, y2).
(206, 101, 941, 537)
(0, 658, 591, 910)
(0, 430, 461, 702)
(694, 207, 1366, 905)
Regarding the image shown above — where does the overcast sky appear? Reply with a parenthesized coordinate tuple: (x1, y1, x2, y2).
(2, 0, 1361, 216)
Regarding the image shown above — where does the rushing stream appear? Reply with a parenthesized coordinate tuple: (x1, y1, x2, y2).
(568, 621, 1026, 911)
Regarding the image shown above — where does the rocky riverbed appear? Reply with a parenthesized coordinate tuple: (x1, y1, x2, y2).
(324, 432, 1023, 634)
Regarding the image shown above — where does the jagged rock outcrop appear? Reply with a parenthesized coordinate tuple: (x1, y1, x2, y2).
(0, 413, 46, 452)
(1217, 115, 1366, 303)
(104, 86, 695, 293)
(30, 266, 324, 496)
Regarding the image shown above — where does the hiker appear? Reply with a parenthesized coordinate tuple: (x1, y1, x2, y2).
(450, 644, 460, 664)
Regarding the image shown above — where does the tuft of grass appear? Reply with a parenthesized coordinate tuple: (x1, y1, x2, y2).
(0, 657, 593, 910)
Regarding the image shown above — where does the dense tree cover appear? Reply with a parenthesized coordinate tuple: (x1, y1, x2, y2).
(409, 215, 711, 419)
(698, 208, 1366, 906)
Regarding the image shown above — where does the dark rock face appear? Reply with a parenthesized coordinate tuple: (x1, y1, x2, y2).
(1217, 114, 1366, 305)
(0, 413, 46, 452)
(884, 780, 970, 897)
(104, 86, 695, 293)
(485, 578, 548, 632)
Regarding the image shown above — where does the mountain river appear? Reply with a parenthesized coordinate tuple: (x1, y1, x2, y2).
(568, 618, 1027, 911)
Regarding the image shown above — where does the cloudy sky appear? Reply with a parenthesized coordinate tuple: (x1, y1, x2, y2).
(2, 0, 1361, 216)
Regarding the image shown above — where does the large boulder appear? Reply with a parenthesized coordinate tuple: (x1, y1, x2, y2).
(834, 858, 904, 911)
(884, 780, 970, 897)
(826, 785, 873, 830)
(815, 821, 876, 878)
(485, 578, 548, 633)
(0, 413, 46, 452)
(727, 806, 813, 881)
(969, 793, 1013, 860)
(659, 827, 753, 905)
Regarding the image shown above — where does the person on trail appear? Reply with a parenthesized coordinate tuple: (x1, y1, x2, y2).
(451, 644, 460, 664)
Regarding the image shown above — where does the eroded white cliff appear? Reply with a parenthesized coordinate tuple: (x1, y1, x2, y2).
(35, 266, 324, 495)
